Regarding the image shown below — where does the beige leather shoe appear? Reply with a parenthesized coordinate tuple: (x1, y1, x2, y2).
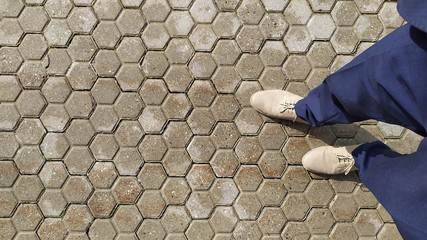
(302, 145, 359, 175)
(250, 90, 307, 123)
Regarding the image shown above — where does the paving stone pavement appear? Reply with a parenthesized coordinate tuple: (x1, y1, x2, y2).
(0, 0, 421, 239)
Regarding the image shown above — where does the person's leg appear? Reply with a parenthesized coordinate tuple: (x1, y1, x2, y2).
(295, 24, 427, 136)
(352, 139, 427, 239)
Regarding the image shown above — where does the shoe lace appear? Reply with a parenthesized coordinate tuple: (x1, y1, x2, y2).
(336, 154, 355, 175)
(280, 102, 297, 122)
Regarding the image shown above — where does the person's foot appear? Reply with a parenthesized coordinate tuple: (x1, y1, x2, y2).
(302, 145, 360, 175)
(250, 90, 307, 123)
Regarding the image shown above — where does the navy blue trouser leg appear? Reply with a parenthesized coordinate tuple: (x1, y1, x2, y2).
(294, 24, 427, 239)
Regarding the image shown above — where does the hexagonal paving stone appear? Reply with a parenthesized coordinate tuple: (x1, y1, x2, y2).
(161, 177, 191, 205)
(284, 25, 312, 53)
(282, 137, 311, 165)
(38, 218, 68, 240)
(66, 62, 97, 90)
(114, 121, 144, 147)
(14, 146, 45, 174)
(353, 185, 379, 209)
(137, 190, 166, 218)
(257, 179, 287, 206)
(379, 2, 404, 29)
(212, 40, 241, 66)
(235, 136, 263, 164)
(112, 205, 142, 233)
(112, 176, 142, 204)
(209, 206, 238, 233)
(93, 50, 122, 77)
(116, 9, 146, 35)
(165, 39, 194, 65)
(18, 61, 48, 88)
(209, 178, 239, 206)
(282, 55, 312, 81)
(38, 189, 68, 217)
(138, 106, 167, 134)
(190, 0, 217, 23)
(377, 223, 403, 240)
(64, 146, 95, 175)
(186, 220, 214, 240)
(236, 25, 264, 53)
(258, 67, 287, 90)
(236, 54, 264, 80)
(306, 126, 337, 148)
(234, 192, 262, 220)
(138, 135, 168, 162)
(165, 11, 194, 37)
(40, 104, 70, 132)
(88, 161, 118, 188)
(93, 0, 122, 20)
(87, 190, 117, 218)
(258, 123, 287, 150)
(331, 27, 359, 54)
(88, 219, 117, 240)
(44, 19, 73, 47)
(113, 147, 143, 176)
(163, 149, 192, 177)
(234, 165, 263, 191)
(163, 121, 193, 148)
(40, 133, 70, 159)
(90, 134, 119, 160)
(114, 92, 144, 119)
(68, 35, 98, 62)
(141, 23, 170, 50)
(39, 161, 68, 188)
(210, 149, 239, 177)
(164, 65, 193, 93)
(18, 34, 48, 60)
(353, 209, 384, 236)
(306, 208, 335, 235)
(188, 80, 217, 107)
(116, 37, 146, 64)
(0, 189, 17, 217)
(0, 104, 20, 131)
(189, 52, 217, 79)
(331, 1, 360, 26)
(65, 119, 95, 146)
(141, 51, 170, 78)
(141, 0, 170, 22)
(91, 78, 120, 105)
(13, 175, 44, 202)
(258, 151, 287, 178)
(211, 122, 240, 149)
(137, 219, 167, 240)
(329, 223, 359, 240)
(186, 191, 215, 219)
(0, 18, 24, 46)
(212, 12, 241, 39)
(187, 136, 215, 163)
(90, 105, 119, 133)
(329, 172, 359, 193)
(12, 204, 43, 231)
(284, 0, 312, 24)
(63, 204, 93, 232)
(211, 66, 241, 94)
(92, 21, 122, 49)
(281, 193, 310, 221)
(63, 176, 93, 203)
(330, 194, 359, 221)
(257, 207, 287, 234)
(260, 13, 288, 40)
(304, 180, 335, 207)
(233, 221, 262, 240)
(186, 164, 216, 190)
(354, 15, 383, 41)
(67, 7, 98, 34)
(0, 48, 23, 74)
(161, 206, 191, 233)
(188, 108, 216, 136)
(281, 222, 310, 239)
(162, 93, 192, 120)
(137, 163, 166, 189)
(190, 24, 217, 52)
(0, 76, 21, 102)
(18, 5, 48, 31)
